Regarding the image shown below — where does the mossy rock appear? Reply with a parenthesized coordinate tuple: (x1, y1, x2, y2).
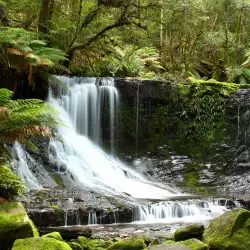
(0, 202, 39, 248)
(148, 244, 190, 249)
(42, 232, 63, 241)
(77, 236, 112, 249)
(106, 238, 146, 250)
(174, 224, 204, 241)
(165, 239, 208, 250)
(203, 208, 250, 250)
(68, 242, 83, 250)
(11, 237, 72, 250)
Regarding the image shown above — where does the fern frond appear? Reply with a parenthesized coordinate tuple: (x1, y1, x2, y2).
(7, 48, 26, 56)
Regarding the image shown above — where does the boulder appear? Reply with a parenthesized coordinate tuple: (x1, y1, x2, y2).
(106, 238, 146, 250)
(42, 232, 63, 241)
(0, 202, 39, 248)
(78, 236, 112, 249)
(174, 224, 205, 241)
(149, 245, 189, 250)
(67, 242, 83, 250)
(11, 237, 72, 250)
(165, 239, 208, 250)
(203, 208, 250, 250)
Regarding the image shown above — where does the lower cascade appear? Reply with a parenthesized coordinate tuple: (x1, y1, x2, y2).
(133, 200, 237, 223)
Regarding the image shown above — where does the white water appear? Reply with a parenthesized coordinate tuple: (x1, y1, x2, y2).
(88, 212, 98, 225)
(133, 200, 230, 224)
(12, 142, 42, 190)
(48, 76, 182, 199)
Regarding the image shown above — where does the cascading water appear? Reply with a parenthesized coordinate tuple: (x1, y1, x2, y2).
(133, 200, 231, 224)
(48, 76, 182, 199)
(12, 142, 42, 190)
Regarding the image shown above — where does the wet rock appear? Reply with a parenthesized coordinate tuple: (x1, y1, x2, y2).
(42, 232, 63, 241)
(149, 245, 189, 250)
(11, 237, 72, 250)
(174, 224, 205, 241)
(0, 202, 39, 249)
(40, 227, 92, 240)
(237, 151, 249, 163)
(203, 208, 250, 250)
(106, 238, 146, 250)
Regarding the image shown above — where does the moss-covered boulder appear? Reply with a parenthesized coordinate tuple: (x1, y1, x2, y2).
(165, 239, 208, 250)
(203, 208, 250, 250)
(0, 202, 39, 248)
(106, 238, 146, 250)
(12, 237, 72, 250)
(77, 236, 112, 249)
(148, 245, 190, 250)
(68, 242, 83, 250)
(174, 224, 204, 241)
(42, 232, 63, 241)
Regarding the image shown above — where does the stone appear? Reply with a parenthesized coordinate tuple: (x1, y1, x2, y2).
(165, 239, 208, 250)
(78, 236, 112, 249)
(0, 202, 39, 249)
(148, 245, 189, 250)
(106, 238, 146, 250)
(11, 237, 72, 250)
(203, 208, 250, 250)
(42, 232, 63, 241)
(174, 224, 205, 241)
(67, 242, 83, 250)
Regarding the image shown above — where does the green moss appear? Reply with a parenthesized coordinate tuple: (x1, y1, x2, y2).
(203, 208, 250, 250)
(77, 236, 112, 250)
(165, 238, 208, 250)
(12, 237, 73, 250)
(106, 239, 146, 250)
(51, 205, 61, 213)
(36, 190, 47, 202)
(0, 163, 24, 198)
(0, 202, 39, 247)
(42, 232, 63, 241)
(68, 242, 83, 250)
(52, 172, 64, 186)
(174, 224, 205, 241)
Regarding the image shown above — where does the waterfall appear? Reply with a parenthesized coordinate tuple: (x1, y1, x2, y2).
(12, 142, 42, 190)
(88, 212, 98, 225)
(48, 76, 182, 199)
(133, 200, 230, 224)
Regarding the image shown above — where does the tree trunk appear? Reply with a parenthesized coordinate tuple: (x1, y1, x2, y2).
(38, 0, 55, 34)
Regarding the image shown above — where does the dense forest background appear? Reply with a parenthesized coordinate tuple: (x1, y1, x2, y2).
(2, 0, 250, 83)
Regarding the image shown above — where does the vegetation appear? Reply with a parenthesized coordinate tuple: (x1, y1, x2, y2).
(1, 0, 250, 80)
(0, 88, 58, 198)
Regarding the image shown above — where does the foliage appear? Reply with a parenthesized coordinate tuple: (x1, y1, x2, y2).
(0, 27, 69, 87)
(102, 46, 164, 77)
(4, 0, 250, 79)
(0, 88, 58, 198)
(0, 88, 58, 147)
(0, 164, 23, 198)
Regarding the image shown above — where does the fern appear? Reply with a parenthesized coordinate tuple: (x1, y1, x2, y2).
(0, 28, 70, 87)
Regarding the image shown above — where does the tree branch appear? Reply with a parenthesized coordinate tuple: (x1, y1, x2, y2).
(66, 20, 130, 56)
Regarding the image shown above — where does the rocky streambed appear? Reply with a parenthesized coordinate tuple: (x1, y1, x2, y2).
(3, 200, 250, 250)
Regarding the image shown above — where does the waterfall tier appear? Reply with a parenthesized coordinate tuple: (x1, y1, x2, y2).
(48, 76, 182, 199)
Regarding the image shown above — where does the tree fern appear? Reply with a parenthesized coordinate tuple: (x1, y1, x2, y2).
(0, 28, 69, 87)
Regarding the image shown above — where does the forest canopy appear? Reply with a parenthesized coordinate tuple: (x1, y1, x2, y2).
(1, 0, 250, 82)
